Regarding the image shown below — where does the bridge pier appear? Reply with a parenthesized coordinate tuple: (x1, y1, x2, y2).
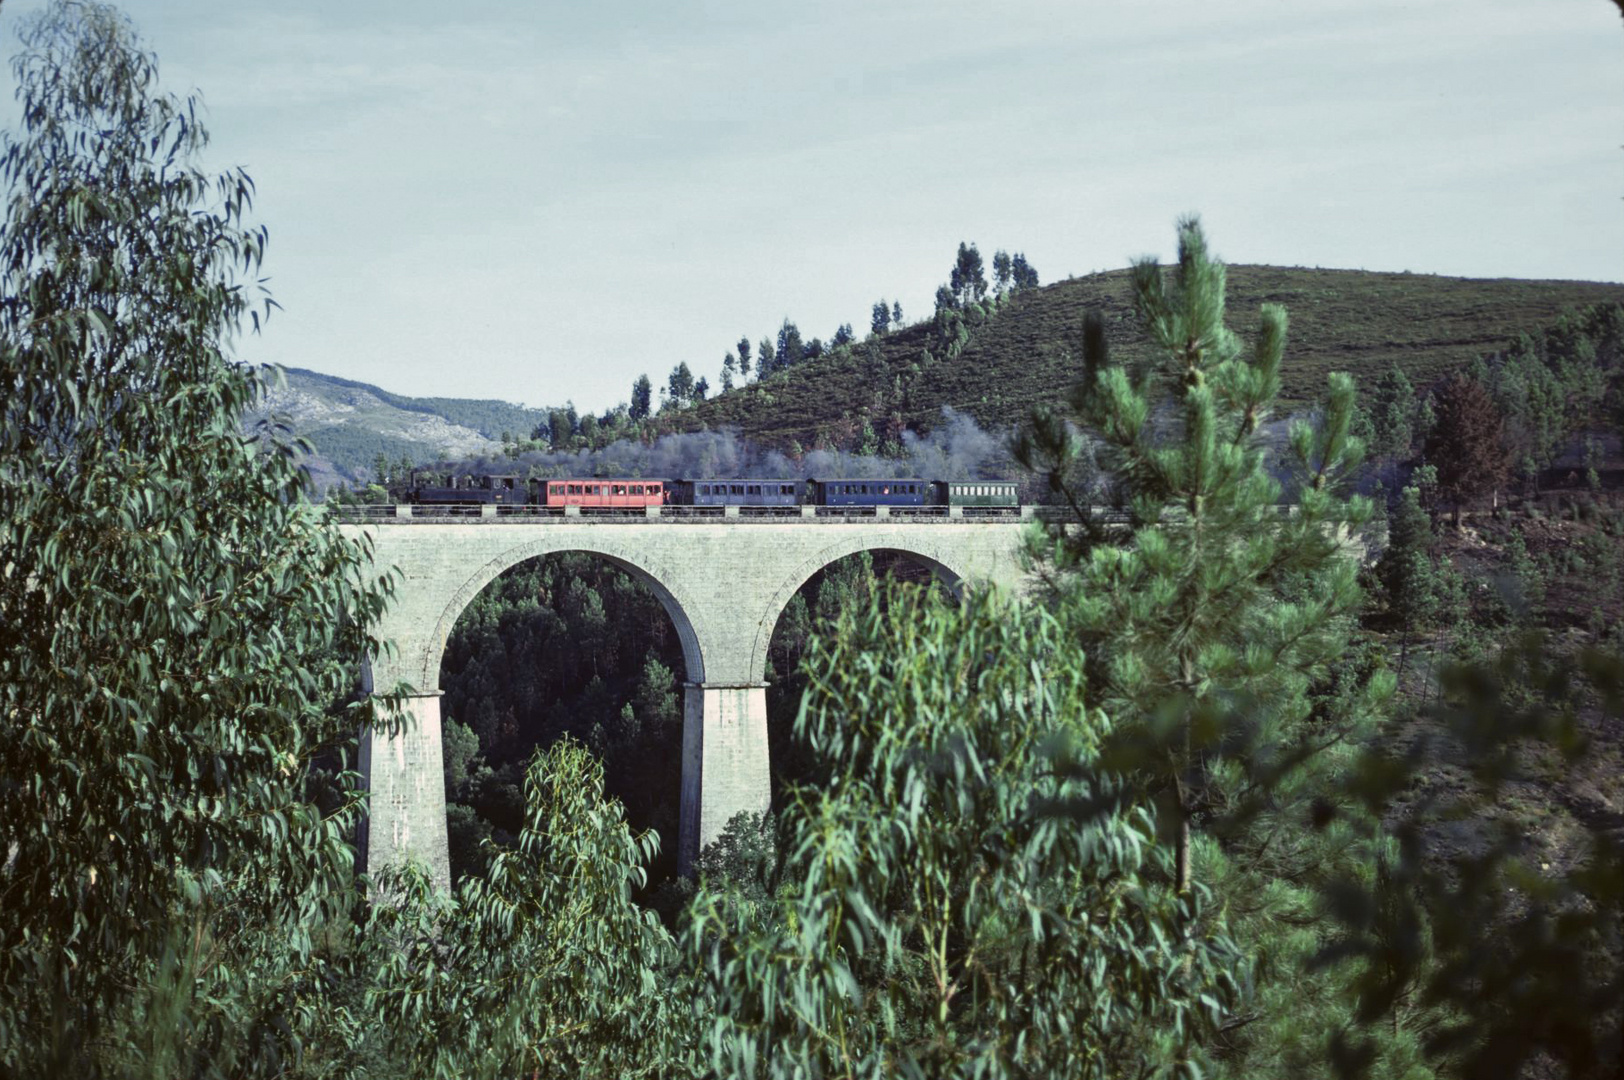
(359, 692, 452, 892)
(678, 682, 772, 877)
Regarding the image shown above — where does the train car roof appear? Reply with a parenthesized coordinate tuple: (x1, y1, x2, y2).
(806, 476, 929, 483)
(675, 477, 802, 483)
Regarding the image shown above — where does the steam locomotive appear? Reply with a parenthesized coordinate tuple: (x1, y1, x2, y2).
(408, 473, 1018, 509)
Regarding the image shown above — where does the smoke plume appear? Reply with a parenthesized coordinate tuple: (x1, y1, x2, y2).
(451, 408, 1017, 482)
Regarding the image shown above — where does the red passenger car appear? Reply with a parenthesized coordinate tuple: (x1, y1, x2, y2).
(538, 478, 667, 509)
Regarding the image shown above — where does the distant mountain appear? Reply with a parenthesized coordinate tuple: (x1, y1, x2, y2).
(248, 367, 547, 491)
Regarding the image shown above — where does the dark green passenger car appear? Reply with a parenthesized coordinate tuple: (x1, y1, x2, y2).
(932, 481, 1019, 507)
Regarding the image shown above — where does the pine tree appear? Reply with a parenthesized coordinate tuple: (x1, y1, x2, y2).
(1016, 217, 1378, 894)
(720, 353, 736, 393)
(1011, 252, 1039, 289)
(735, 335, 752, 380)
(756, 337, 775, 378)
(549, 407, 574, 448)
(775, 319, 803, 370)
(871, 299, 890, 334)
(892, 300, 903, 327)
(629, 374, 653, 420)
(1378, 485, 1439, 679)
(1424, 372, 1509, 524)
(1368, 363, 1418, 462)
(666, 361, 695, 407)
(950, 241, 987, 306)
(993, 249, 1013, 294)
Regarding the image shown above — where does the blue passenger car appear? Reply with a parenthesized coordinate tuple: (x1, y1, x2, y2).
(809, 478, 930, 507)
(674, 479, 803, 506)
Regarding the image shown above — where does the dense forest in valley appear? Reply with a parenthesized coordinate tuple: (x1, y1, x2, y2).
(437, 550, 944, 897)
(4, 4, 1623, 1080)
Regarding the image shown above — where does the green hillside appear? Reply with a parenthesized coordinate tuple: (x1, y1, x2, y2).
(673, 266, 1624, 449)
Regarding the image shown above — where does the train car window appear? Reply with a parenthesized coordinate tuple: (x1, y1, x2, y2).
(651, 484, 661, 494)
(783, 484, 794, 495)
(731, 484, 744, 495)
(747, 484, 759, 495)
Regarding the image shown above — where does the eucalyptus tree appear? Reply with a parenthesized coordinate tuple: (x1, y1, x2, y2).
(688, 587, 1241, 1079)
(0, 3, 398, 1074)
(366, 743, 698, 1080)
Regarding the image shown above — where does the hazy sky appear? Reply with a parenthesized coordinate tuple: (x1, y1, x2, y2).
(2, 0, 1620, 411)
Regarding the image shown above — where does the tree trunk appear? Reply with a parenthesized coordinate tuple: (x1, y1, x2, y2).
(1175, 807, 1192, 895)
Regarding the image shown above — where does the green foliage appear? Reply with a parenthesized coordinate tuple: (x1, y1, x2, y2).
(871, 298, 891, 334)
(439, 553, 687, 884)
(950, 241, 987, 306)
(1011, 251, 1039, 289)
(1473, 304, 1622, 474)
(688, 585, 1241, 1079)
(774, 319, 804, 376)
(1366, 363, 1420, 462)
(677, 266, 1624, 452)
(0, 3, 396, 1074)
(1378, 486, 1443, 631)
(1018, 216, 1379, 892)
(629, 373, 653, 420)
(666, 361, 696, 409)
(1499, 530, 1545, 619)
(366, 741, 696, 1079)
(1422, 374, 1510, 519)
(1318, 638, 1624, 1079)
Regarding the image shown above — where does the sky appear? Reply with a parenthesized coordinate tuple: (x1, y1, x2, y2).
(1, 0, 1620, 412)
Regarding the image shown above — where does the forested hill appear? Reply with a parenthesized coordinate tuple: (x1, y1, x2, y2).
(276, 266, 1624, 484)
(671, 266, 1624, 450)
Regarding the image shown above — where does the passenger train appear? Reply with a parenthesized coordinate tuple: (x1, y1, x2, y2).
(407, 473, 1019, 510)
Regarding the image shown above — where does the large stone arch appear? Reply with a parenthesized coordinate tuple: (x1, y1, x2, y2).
(423, 537, 707, 692)
(748, 535, 970, 684)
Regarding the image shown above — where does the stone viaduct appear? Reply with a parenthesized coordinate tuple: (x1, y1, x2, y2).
(341, 509, 1034, 890)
